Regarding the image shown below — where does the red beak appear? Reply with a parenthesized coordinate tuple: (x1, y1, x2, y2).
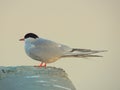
(19, 38, 24, 41)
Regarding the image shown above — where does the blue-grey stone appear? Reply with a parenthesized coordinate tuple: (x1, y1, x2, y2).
(0, 66, 76, 90)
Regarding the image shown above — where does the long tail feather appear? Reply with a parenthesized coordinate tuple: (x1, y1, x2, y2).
(62, 48, 107, 58)
(62, 54, 103, 58)
(71, 48, 107, 53)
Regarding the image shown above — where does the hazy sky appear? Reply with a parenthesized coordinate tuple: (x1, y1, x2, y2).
(0, 0, 120, 90)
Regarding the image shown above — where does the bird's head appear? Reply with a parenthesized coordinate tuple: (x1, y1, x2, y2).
(19, 33, 39, 41)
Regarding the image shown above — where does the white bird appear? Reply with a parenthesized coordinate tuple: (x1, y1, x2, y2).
(19, 33, 106, 67)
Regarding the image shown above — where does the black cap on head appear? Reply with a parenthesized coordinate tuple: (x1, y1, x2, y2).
(24, 33, 39, 39)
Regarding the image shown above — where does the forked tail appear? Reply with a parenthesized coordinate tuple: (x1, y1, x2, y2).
(62, 48, 107, 58)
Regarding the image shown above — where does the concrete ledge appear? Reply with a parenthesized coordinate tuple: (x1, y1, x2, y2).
(0, 66, 76, 90)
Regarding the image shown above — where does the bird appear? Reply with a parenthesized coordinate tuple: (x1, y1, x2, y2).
(19, 33, 106, 67)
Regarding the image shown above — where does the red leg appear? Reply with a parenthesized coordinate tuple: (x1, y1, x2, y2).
(42, 63, 46, 68)
(39, 62, 47, 68)
(39, 62, 43, 67)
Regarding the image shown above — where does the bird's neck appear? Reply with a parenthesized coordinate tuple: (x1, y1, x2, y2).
(25, 38, 35, 44)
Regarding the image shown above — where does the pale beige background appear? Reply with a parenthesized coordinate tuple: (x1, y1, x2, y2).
(0, 0, 120, 90)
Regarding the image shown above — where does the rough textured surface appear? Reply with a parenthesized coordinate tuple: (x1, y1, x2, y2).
(0, 66, 76, 90)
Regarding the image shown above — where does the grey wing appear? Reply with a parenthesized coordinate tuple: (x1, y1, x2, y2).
(31, 38, 72, 59)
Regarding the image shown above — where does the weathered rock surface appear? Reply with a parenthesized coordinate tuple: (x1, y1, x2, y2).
(0, 66, 76, 90)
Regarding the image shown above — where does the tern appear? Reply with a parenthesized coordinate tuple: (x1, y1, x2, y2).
(19, 33, 106, 67)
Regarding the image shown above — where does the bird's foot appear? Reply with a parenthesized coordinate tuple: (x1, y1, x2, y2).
(34, 62, 46, 68)
(39, 62, 46, 67)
